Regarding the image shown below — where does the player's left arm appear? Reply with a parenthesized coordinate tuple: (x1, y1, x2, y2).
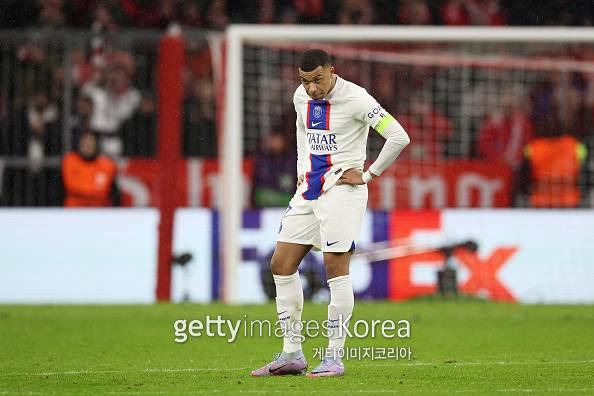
(339, 93, 410, 185)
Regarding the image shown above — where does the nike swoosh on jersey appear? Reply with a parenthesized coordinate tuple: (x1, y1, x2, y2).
(326, 241, 340, 246)
(312, 121, 322, 126)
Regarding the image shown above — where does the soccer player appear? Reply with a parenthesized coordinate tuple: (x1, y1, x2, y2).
(251, 49, 410, 377)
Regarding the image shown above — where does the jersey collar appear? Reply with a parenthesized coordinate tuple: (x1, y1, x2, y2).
(324, 75, 343, 101)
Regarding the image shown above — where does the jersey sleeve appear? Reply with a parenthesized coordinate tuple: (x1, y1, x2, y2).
(352, 90, 410, 177)
(352, 90, 398, 137)
(294, 98, 308, 177)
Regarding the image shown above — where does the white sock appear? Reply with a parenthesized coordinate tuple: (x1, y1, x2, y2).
(327, 275, 354, 360)
(273, 271, 304, 353)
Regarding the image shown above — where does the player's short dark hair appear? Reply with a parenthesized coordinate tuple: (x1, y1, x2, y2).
(298, 49, 331, 72)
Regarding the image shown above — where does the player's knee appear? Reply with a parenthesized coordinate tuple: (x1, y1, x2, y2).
(270, 252, 291, 275)
(325, 251, 349, 262)
(269, 253, 280, 274)
(324, 251, 350, 279)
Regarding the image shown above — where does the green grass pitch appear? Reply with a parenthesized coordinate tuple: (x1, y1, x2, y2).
(1, 301, 593, 395)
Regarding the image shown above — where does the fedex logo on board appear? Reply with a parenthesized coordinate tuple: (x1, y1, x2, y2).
(387, 211, 518, 302)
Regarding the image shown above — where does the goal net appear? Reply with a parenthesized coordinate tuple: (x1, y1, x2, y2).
(221, 26, 594, 302)
(244, 40, 593, 158)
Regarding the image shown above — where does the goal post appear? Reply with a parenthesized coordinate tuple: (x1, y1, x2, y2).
(222, 25, 594, 303)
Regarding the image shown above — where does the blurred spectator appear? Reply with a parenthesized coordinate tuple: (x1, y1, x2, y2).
(477, 88, 534, 206)
(532, 72, 589, 140)
(551, 76, 589, 139)
(252, 131, 296, 207)
(441, 0, 468, 25)
(62, 0, 99, 27)
(0, 90, 17, 156)
(293, 0, 329, 24)
(38, 0, 65, 28)
(371, 66, 398, 113)
(186, 40, 212, 81)
(69, 94, 94, 145)
(521, 130, 587, 208)
(278, 5, 298, 24)
(181, 0, 206, 27)
(207, 0, 230, 30)
(397, 0, 433, 25)
(477, 88, 534, 168)
(469, 0, 506, 25)
(122, 94, 157, 156)
(585, 70, 594, 150)
(0, 0, 38, 28)
(82, 58, 140, 157)
(6, 41, 53, 155)
(506, 0, 594, 26)
(121, 0, 182, 28)
(337, 0, 374, 25)
(0, 92, 7, 147)
(522, 73, 590, 207)
(1, 86, 63, 205)
(183, 78, 216, 157)
(441, 0, 506, 26)
(50, 64, 66, 107)
(259, 0, 277, 24)
(397, 96, 453, 162)
(62, 130, 120, 207)
(1, 0, 592, 28)
(337, 58, 366, 88)
(69, 49, 95, 87)
(25, 91, 61, 172)
(15, 41, 61, 109)
(586, 70, 594, 112)
(460, 69, 515, 152)
(91, 1, 120, 32)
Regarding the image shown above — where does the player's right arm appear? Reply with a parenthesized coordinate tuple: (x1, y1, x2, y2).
(294, 93, 307, 187)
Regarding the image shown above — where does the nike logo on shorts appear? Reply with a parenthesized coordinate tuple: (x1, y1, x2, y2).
(326, 241, 340, 246)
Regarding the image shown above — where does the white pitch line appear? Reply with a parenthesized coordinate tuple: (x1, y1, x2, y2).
(2, 388, 593, 395)
(493, 389, 594, 393)
(2, 360, 592, 378)
(361, 359, 594, 367)
(233, 389, 593, 394)
(0, 392, 45, 395)
(102, 388, 594, 395)
(0, 367, 248, 377)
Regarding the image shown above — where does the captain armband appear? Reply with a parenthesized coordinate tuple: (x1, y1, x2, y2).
(374, 114, 409, 141)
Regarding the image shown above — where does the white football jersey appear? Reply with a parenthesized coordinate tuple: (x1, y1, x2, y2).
(293, 75, 390, 200)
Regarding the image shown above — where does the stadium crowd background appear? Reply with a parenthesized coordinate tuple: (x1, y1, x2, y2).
(2, 1, 593, 29)
(0, 0, 593, 208)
